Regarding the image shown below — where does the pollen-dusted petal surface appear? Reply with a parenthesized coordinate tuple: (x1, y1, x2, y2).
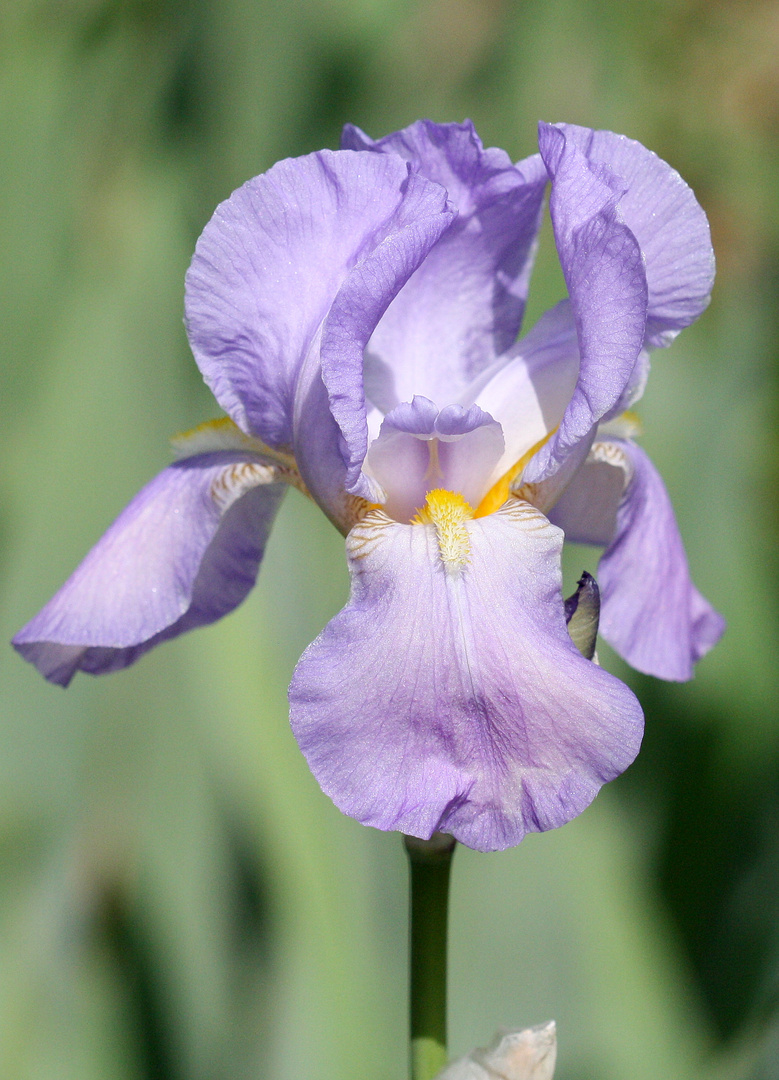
(13, 453, 286, 686)
(289, 501, 643, 852)
(342, 120, 548, 407)
(551, 439, 725, 680)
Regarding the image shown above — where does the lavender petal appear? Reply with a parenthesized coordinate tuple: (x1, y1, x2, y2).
(289, 500, 643, 852)
(13, 453, 286, 685)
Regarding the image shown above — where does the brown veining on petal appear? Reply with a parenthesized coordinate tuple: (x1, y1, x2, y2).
(209, 461, 278, 512)
(589, 440, 633, 489)
(499, 495, 555, 533)
(209, 457, 310, 511)
(346, 508, 395, 561)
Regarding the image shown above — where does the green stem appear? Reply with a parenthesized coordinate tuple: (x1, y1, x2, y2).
(404, 832, 457, 1080)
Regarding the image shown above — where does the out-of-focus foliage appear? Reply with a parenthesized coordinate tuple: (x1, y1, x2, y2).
(1, 1, 778, 1078)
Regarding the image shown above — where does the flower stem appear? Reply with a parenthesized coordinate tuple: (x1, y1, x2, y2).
(404, 832, 457, 1080)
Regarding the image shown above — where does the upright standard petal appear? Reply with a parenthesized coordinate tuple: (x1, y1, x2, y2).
(470, 300, 580, 490)
(13, 452, 286, 686)
(551, 124, 714, 348)
(342, 120, 548, 407)
(289, 500, 643, 852)
(316, 175, 456, 496)
(551, 440, 725, 680)
(185, 149, 454, 509)
(524, 123, 648, 487)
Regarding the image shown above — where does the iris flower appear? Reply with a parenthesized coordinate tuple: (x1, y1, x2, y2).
(14, 121, 723, 852)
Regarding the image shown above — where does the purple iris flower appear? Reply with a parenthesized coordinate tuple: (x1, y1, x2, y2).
(14, 120, 724, 852)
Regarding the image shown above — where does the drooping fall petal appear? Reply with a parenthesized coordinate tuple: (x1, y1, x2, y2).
(13, 453, 286, 686)
(551, 439, 725, 680)
(289, 500, 643, 852)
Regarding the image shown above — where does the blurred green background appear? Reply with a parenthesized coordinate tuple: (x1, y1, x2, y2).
(2, 1, 778, 1077)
